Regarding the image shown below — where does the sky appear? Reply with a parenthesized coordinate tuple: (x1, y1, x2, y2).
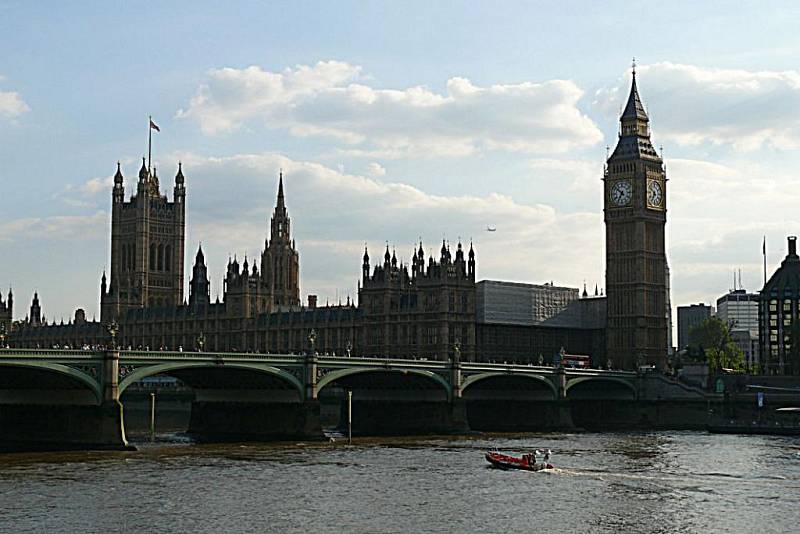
(2, 0, 800, 330)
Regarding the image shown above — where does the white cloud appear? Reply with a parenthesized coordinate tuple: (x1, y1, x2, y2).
(165, 151, 604, 301)
(0, 211, 107, 243)
(177, 61, 603, 157)
(366, 162, 386, 177)
(595, 62, 800, 150)
(0, 82, 30, 119)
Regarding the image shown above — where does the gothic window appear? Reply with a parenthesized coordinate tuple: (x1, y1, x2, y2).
(165, 245, 172, 272)
(150, 244, 156, 271)
(157, 244, 164, 271)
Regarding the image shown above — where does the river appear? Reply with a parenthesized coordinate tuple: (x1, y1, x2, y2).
(0, 431, 797, 533)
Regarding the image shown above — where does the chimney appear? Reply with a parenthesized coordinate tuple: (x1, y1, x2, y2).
(789, 236, 797, 256)
(307, 295, 317, 309)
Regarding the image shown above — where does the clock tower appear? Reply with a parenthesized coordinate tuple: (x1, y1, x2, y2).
(604, 66, 668, 370)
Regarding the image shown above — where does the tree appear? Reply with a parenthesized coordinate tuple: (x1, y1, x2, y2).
(688, 317, 746, 372)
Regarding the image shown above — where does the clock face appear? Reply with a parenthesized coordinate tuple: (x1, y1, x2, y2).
(610, 180, 632, 206)
(647, 180, 663, 208)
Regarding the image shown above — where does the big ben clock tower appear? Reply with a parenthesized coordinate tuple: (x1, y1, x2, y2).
(604, 64, 668, 370)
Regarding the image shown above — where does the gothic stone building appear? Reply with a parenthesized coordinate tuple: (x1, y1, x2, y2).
(0, 289, 12, 342)
(604, 68, 668, 370)
(10, 163, 477, 360)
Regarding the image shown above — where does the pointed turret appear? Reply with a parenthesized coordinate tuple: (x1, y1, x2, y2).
(362, 245, 370, 281)
(277, 169, 285, 211)
(138, 157, 149, 182)
(189, 243, 210, 309)
(468, 241, 476, 279)
(175, 161, 185, 185)
(29, 291, 41, 326)
(114, 162, 124, 185)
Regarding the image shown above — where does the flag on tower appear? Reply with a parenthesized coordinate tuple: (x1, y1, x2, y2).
(149, 118, 160, 132)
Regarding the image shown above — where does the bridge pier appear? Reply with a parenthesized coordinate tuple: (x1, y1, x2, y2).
(0, 349, 130, 451)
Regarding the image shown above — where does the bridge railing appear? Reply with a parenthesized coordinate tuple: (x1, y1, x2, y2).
(0, 348, 102, 359)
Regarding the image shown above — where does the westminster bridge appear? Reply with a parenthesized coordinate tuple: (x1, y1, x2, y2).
(0, 349, 709, 450)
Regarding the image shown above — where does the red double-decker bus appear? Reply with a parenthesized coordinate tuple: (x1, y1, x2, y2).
(561, 353, 591, 369)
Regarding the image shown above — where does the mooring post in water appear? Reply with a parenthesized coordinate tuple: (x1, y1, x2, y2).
(149, 392, 156, 442)
(347, 390, 352, 445)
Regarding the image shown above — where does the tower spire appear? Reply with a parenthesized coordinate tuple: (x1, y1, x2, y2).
(621, 62, 649, 124)
(277, 169, 285, 210)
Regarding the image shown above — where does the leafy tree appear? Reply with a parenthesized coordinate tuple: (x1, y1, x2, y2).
(688, 317, 746, 371)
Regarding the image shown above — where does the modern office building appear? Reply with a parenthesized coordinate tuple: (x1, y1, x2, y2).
(677, 304, 712, 351)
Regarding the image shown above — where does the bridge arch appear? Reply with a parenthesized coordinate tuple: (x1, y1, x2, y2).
(461, 372, 558, 400)
(118, 362, 304, 399)
(317, 368, 451, 401)
(565, 376, 636, 399)
(0, 361, 102, 404)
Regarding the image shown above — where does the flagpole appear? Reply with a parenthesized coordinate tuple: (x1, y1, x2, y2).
(763, 236, 767, 287)
(148, 115, 152, 174)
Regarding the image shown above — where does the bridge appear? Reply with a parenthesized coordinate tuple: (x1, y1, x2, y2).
(0, 348, 672, 450)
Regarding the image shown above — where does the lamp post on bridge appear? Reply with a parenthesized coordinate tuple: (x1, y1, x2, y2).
(450, 338, 462, 399)
(308, 329, 317, 356)
(196, 332, 206, 352)
(106, 320, 119, 351)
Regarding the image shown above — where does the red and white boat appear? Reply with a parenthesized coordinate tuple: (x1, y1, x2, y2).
(485, 451, 553, 471)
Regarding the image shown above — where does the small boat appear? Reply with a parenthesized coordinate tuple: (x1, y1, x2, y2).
(485, 451, 553, 471)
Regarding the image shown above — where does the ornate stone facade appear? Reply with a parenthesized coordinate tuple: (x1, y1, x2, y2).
(359, 241, 477, 360)
(604, 68, 668, 369)
(101, 160, 186, 321)
(9, 166, 477, 360)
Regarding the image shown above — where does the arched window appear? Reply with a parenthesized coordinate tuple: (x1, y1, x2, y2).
(165, 245, 172, 272)
(121, 245, 128, 272)
(150, 244, 156, 270)
(158, 244, 164, 271)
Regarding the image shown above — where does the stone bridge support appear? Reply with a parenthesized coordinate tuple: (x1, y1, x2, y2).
(0, 350, 130, 451)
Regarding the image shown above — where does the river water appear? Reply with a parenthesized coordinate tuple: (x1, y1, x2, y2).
(0, 431, 797, 533)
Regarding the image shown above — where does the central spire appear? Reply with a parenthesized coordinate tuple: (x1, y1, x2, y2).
(276, 169, 285, 211)
(621, 64, 649, 124)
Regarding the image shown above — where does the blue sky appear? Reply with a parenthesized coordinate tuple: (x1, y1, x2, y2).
(2, 0, 800, 326)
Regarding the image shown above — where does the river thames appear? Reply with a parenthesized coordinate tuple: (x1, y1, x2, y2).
(0, 431, 797, 533)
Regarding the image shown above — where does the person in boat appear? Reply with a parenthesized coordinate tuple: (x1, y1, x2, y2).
(543, 449, 551, 466)
(533, 450, 540, 466)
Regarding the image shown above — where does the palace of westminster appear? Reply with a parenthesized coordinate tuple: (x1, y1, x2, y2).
(3, 71, 678, 370)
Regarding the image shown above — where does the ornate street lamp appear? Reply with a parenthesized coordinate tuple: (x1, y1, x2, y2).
(308, 329, 317, 356)
(345, 339, 352, 358)
(106, 320, 119, 350)
(196, 332, 206, 352)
